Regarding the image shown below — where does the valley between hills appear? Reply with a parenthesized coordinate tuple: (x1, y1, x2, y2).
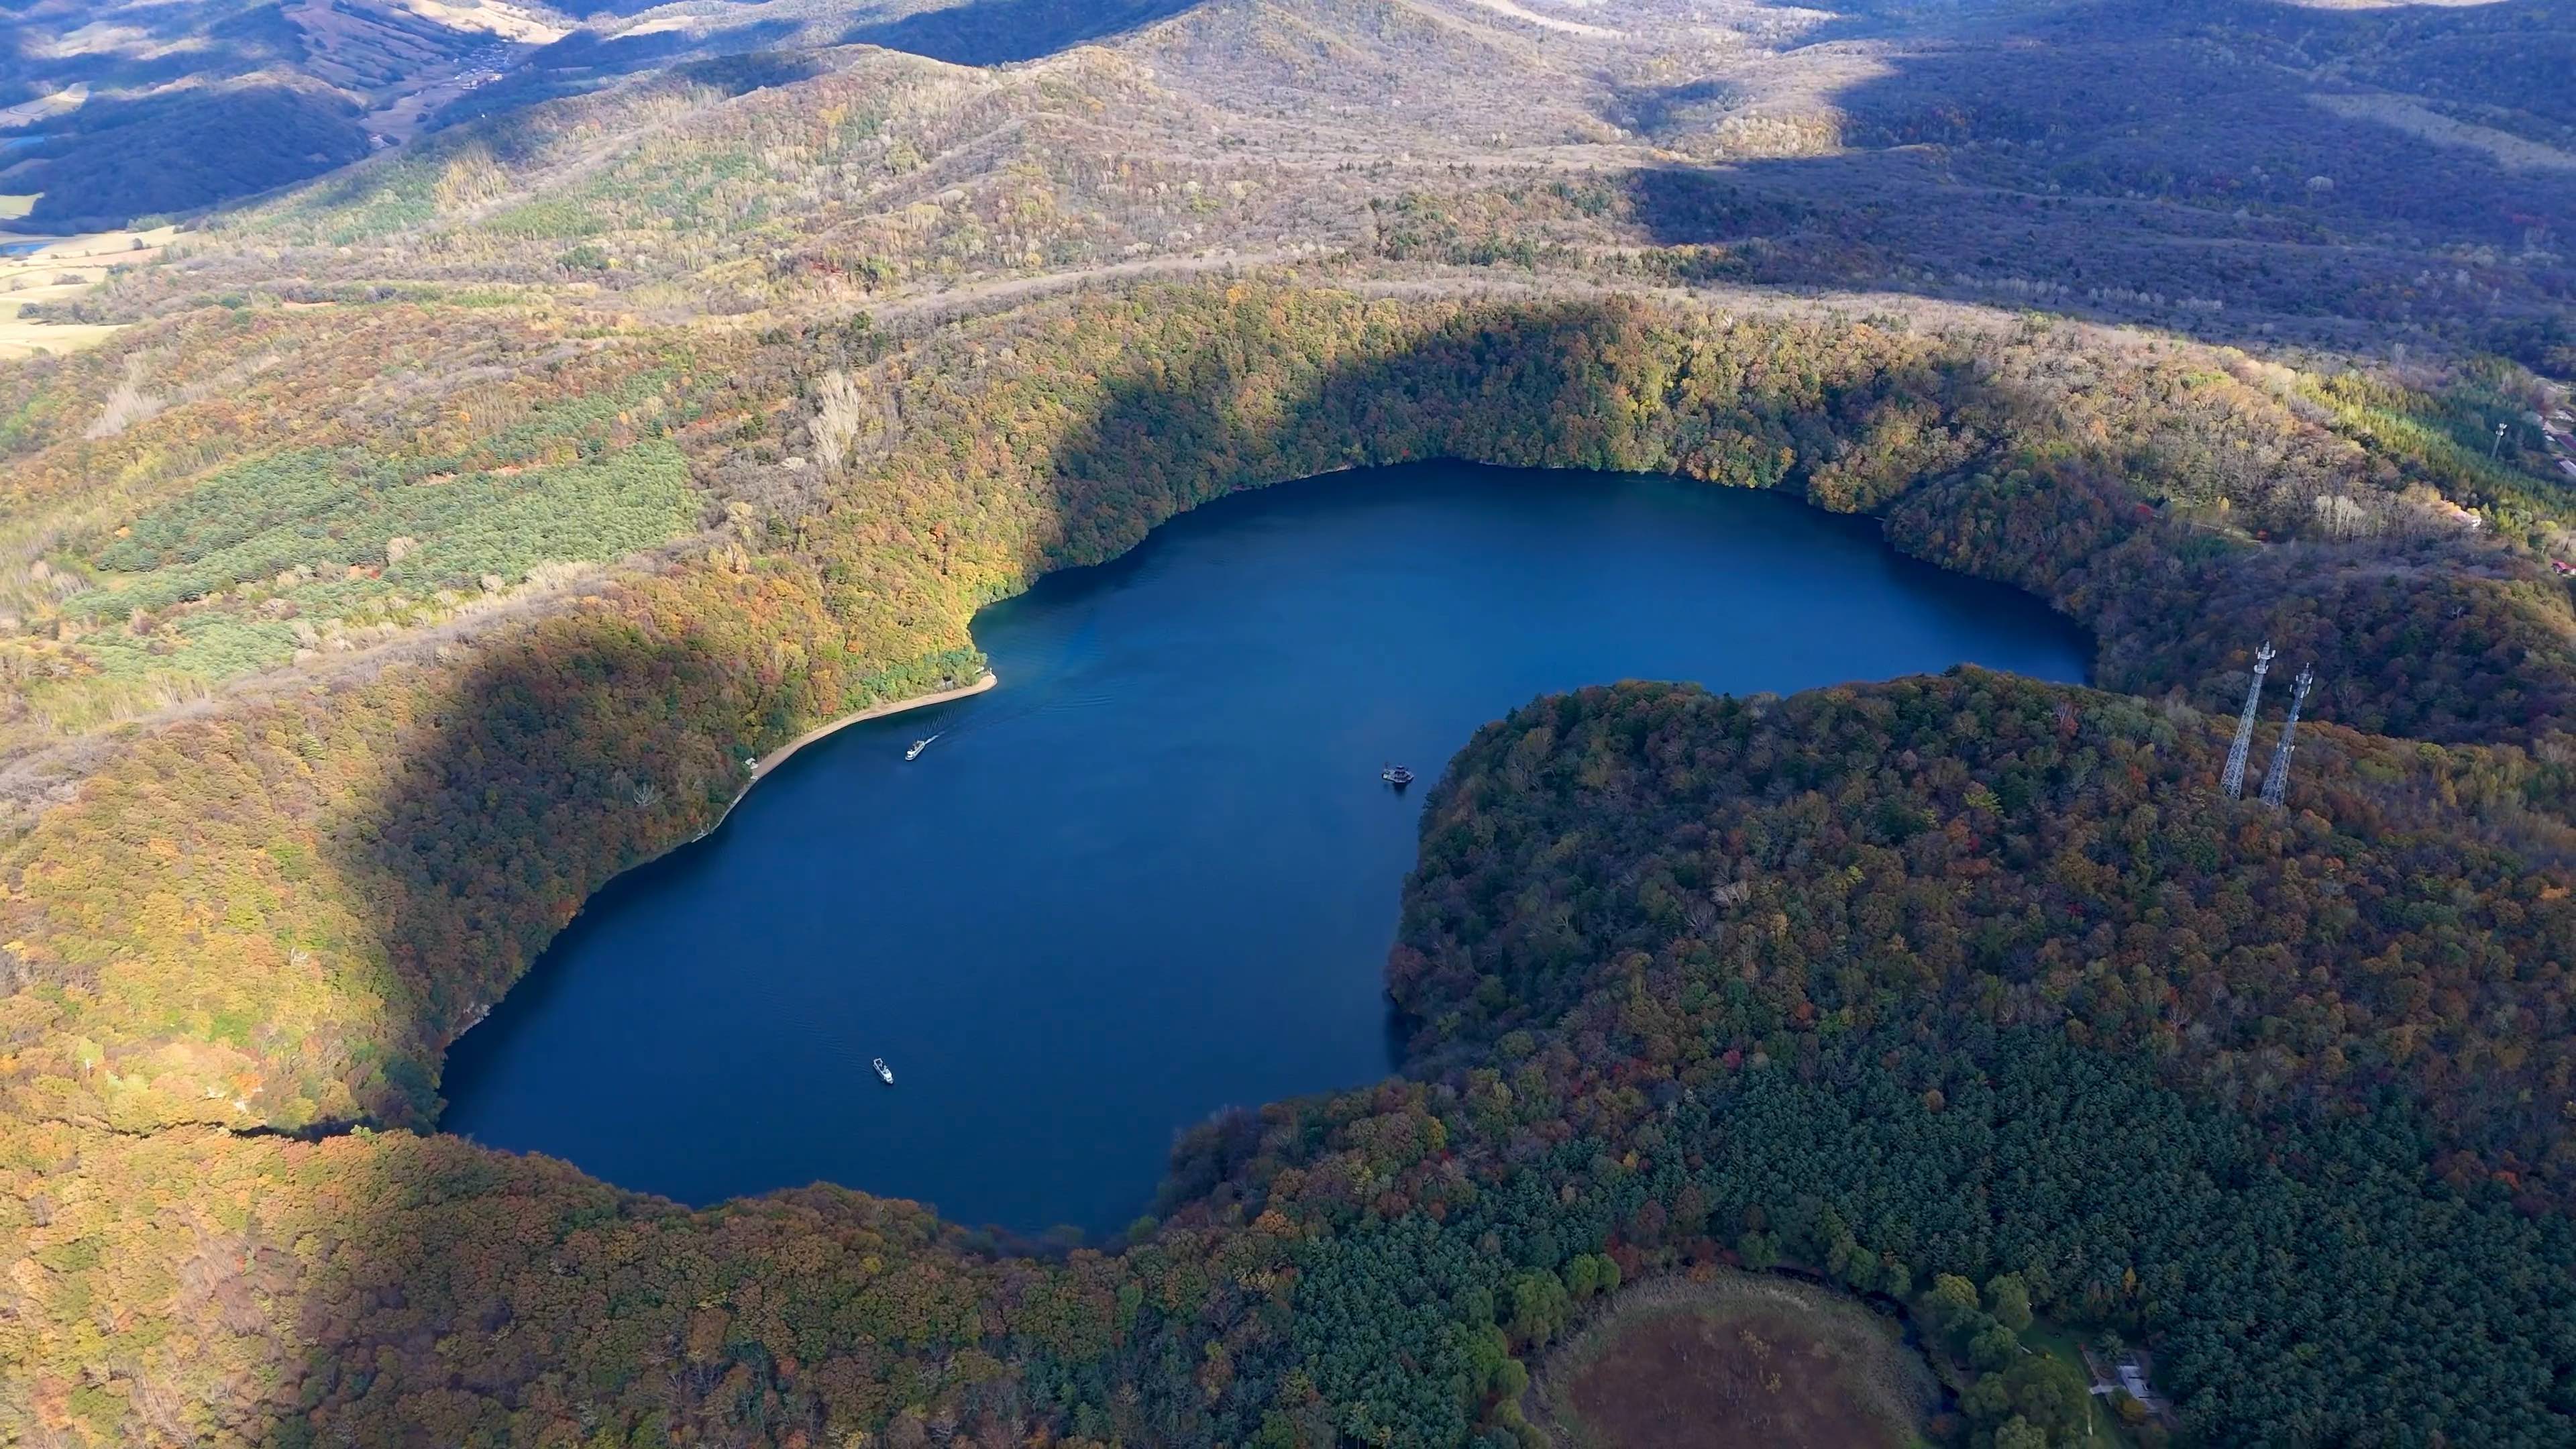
(3, 0, 2576, 1445)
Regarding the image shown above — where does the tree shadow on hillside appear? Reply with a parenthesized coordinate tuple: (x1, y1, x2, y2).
(0, 1, 307, 94)
(839, 0, 1199, 65)
(425, 21, 817, 129)
(306, 596, 867, 1127)
(1618, 0, 2576, 361)
(444, 0, 1183, 125)
(9, 85, 372, 233)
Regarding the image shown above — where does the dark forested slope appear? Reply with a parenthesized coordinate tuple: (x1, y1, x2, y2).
(1400, 672, 2576, 1210)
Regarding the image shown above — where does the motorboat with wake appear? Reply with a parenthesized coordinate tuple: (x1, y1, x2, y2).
(873, 1057, 895, 1085)
(1381, 763, 1415, 788)
(904, 733, 941, 761)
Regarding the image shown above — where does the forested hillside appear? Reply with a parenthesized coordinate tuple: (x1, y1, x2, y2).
(3, 0, 2576, 1443)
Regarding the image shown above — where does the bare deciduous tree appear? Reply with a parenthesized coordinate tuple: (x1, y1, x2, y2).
(811, 368, 864, 480)
(2311, 491, 2370, 540)
(86, 353, 165, 439)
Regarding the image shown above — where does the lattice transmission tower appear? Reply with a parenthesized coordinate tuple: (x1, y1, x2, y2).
(2220, 641, 2274, 799)
(2259, 664, 2314, 808)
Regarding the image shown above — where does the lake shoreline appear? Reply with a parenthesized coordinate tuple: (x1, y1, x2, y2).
(447, 465, 2092, 1226)
(643, 667, 1004, 885)
(741, 670, 999, 797)
(443, 670, 1002, 1053)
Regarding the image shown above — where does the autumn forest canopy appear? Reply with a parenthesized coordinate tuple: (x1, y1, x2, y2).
(4, 0, 2576, 1445)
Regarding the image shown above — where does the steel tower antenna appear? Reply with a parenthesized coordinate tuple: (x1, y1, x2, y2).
(2220, 641, 2274, 799)
(2260, 664, 2314, 809)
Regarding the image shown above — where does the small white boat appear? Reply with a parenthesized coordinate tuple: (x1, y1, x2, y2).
(1381, 763, 1415, 788)
(904, 733, 941, 761)
(873, 1057, 894, 1085)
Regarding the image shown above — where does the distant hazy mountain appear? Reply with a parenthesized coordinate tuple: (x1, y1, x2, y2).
(0, 0, 576, 231)
(0, 0, 1206, 230)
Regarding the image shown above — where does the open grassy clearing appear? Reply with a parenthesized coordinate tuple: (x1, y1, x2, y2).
(2025, 1322, 2152, 1447)
(0, 225, 175, 359)
(1536, 1272, 1939, 1449)
(2309, 92, 2576, 173)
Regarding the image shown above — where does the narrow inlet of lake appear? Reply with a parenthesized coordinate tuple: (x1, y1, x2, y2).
(439, 463, 2092, 1235)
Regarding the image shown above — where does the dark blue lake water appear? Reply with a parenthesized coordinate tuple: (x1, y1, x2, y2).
(440, 464, 2090, 1234)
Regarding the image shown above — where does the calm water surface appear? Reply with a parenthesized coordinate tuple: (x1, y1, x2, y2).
(442, 464, 2090, 1233)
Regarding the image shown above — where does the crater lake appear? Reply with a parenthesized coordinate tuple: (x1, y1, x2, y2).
(440, 463, 2092, 1235)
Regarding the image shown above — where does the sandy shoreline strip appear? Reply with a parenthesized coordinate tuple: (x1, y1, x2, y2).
(741, 670, 999, 796)
(675, 670, 1000, 853)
